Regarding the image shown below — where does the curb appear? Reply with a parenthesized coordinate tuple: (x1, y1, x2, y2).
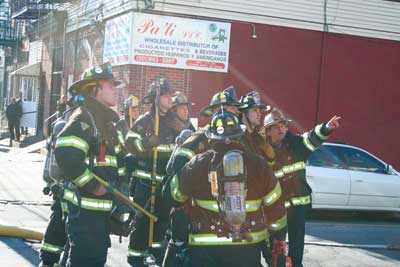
(305, 241, 400, 250)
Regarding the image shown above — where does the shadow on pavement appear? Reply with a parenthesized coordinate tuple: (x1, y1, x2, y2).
(0, 237, 40, 266)
(306, 210, 400, 262)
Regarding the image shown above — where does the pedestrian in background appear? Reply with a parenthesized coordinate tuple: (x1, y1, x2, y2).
(5, 97, 22, 145)
(56, 95, 69, 118)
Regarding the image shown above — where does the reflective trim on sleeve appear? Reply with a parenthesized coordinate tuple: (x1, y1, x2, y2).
(133, 169, 163, 182)
(117, 131, 125, 145)
(302, 133, 317, 152)
(315, 124, 330, 140)
(290, 195, 311, 206)
(118, 167, 126, 176)
(268, 214, 287, 231)
(85, 155, 118, 168)
(56, 136, 89, 154)
(176, 148, 196, 160)
(41, 242, 64, 254)
(151, 242, 163, 249)
(126, 131, 145, 152)
(274, 161, 306, 179)
(134, 139, 145, 152)
(156, 144, 175, 153)
(73, 168, 94, 187)
(193, 199, 262, 213)
(170, 174, 188, 203)
(115, 144, 122, 154)
(128, 249, 148, 257)
(189, 229, 269, 246)
(263, 182, 282, 206)
(126, 131, 141, 139)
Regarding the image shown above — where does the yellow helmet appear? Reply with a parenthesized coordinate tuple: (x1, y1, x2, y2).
(124, 95, 139, 109)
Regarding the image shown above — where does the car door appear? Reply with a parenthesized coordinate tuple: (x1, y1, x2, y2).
(306, 145, 351, 209)
(337, 146, 400, 210)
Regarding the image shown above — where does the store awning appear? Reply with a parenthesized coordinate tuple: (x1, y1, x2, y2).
(10, 62, 41, 76)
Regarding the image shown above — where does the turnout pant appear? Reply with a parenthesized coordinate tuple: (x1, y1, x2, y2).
(40, 197, 67, 266)
(287, 204, 309, 267)
(190, 243, 263, 267)
(128, 180, 169, 267)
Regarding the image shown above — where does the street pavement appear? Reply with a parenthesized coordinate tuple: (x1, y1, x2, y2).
(0, 136, 399, 267)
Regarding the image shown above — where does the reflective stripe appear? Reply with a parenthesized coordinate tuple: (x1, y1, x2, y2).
(274, 161, 306, 179)
(284, 201, 291, 208)
(118, 167, 126, 176)
(56, 136, 89, 154)
(290, 195, 311, 206)
(194, 199, 262, 212)
(315, 124, 330, 140)
(176, 148, 195, 160)
(189, 229, 269, 246)
(151, 242, 163, 249)
(268, 214, 287, 231)
(156, 144, 174, 153)
(170, 175, 188, 203)
(115, 144, 122, 154)
(85, 155, 118, 168)
(63, 189, 113, 211)
(134, 139, 145, 152)
(128, 249, 148, 257)
(263, 182, 282, 206)
(133, 169, 163, 182)
(302, 133, 317, 152)
(117, 131, 125, 145)
(41, 242, 64, 254)
(73, 168, 94, 187)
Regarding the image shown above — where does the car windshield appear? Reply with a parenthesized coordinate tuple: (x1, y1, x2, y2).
(307, 145, 342, 168)
(335, 146, 386, 174)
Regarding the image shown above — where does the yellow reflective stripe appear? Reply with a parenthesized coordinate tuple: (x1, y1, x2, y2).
(61, 201, 68, 213)
(263, 183, 282, 206)
(170, 175, 188, 203)
(81, 198, 113, 211)
(176, 148, 195, 160)
(151, 242, 163, 249)
(118, 167, 126, 176)
(63, 189, 113, 211)
(269, 214, 287, 231)
(189, 229, 269, 246)
(115, 144, 122, 154)
(56, 136, 89, 154)
(194, 199, 262, 212)
(284, 201, 291, 208)
(134, 139, 145, 152)
(290, 195, 311, 206)
(133, 169, 163, 182)
(73, 168, 94, 187)
(315, 124, 330, 140)
(126, 131, 141, 138)
(128, 249, 148, 257)
(302, 133, 317, 152)
(274, 161, 306, 179)
(41, 242, 64, 254)
(156, 144, 175, 153)
(117, 131, 125, 145)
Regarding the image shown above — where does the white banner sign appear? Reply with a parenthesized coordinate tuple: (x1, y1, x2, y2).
(103, 13, 231, 72)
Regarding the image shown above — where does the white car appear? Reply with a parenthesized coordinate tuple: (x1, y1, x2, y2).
(306, 142, 400, 212)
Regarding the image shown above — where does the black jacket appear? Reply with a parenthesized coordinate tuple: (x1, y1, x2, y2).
(6, 103, 22, 122)
(272, 123, 332, 207)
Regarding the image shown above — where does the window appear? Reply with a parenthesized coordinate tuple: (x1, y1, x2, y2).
(307, 145, 342, 169)
(337, 147, 386, 174)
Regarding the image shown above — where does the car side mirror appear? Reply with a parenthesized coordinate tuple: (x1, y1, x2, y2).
(385, 164, 397, 175)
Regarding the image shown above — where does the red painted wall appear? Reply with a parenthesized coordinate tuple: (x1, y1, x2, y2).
(190, 22, 400, 169)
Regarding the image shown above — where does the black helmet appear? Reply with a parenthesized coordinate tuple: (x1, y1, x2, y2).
(68, 62, 121, 96)
(170, 93, 192, 109)
(141, 78, 175, 104)
(205, 110, 246, 141)
(200, 85, 242, 117)
(239, 91, 271, 111)
(124, 95, 139, 109)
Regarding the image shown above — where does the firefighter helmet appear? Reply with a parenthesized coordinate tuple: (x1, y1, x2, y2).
(141, 78, 175, 104)
(262, 108, 292, 129)
(239, 91, 271, 111)
(68, 62, 121, 96)
(124, 95, 139, 109)
(205, 110, 245, 141)
(200, 85, 243, 117)
(170, 93, 192, 109)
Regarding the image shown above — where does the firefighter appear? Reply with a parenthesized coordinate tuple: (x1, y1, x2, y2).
(161, 86, 243, 266)
(124, 78, 177, 267)
(260, 108, 341, 267)
(53, 62, 122, 267)
(168, 110, 287, 267)
(167, 92, 196, 133)
(124, 95, 140, 129)
(238, 91, 274, 163)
